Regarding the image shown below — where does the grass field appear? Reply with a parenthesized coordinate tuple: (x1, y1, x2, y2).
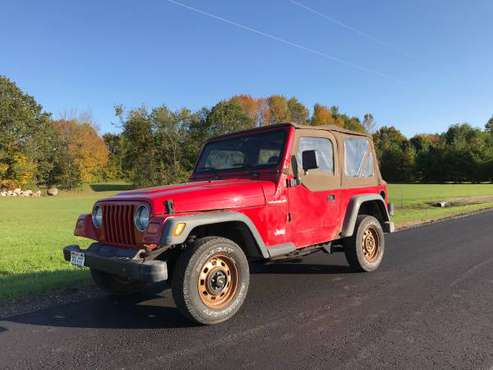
(1, 183, 493, 301)
(0, 187, 113, 301)
(389, 184, 493, 226)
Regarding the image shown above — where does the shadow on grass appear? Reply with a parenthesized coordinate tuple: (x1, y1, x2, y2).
(89, 183, 135, 192)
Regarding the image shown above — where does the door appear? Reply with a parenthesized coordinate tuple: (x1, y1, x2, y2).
(287, 131, 340, 248)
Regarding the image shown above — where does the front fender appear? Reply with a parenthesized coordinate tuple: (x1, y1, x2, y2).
(159, 211, 273, 258)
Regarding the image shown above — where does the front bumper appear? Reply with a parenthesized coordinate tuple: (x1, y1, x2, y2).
(63, 244, 168, 283)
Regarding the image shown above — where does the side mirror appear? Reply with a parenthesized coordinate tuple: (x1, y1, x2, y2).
(302, 150, 318, 172)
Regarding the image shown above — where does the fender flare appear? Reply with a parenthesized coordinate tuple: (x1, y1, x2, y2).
(160, 211, 294, 259)
(340, 194, 391, 237)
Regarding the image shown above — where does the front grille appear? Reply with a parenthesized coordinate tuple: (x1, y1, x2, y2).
(102, 203, 136, 246)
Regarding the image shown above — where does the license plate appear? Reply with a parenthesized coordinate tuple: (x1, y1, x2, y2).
(70, 251, 85, 267)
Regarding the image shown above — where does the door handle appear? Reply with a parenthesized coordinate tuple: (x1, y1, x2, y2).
(327, 194, 336, 201)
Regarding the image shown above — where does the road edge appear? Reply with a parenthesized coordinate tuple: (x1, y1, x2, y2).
(394, 206, 493, 232)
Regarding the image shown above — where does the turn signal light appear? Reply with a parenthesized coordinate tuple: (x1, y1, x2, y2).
(173, 223, 186, 237)
(75, 218, 85, 235)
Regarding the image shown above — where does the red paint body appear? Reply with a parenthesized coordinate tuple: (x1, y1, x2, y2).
(76, 125, 388, 251)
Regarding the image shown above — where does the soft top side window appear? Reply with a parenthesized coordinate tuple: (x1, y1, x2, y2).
(297, 137, 334, 174)
(344, 137, 374, 177)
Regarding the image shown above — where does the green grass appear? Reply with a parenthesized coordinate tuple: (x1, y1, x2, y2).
(388, 183, 493, 226)
(0, 187, 117, 301)
(1, 183, 493, 302)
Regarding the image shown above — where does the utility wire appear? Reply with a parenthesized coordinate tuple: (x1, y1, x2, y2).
(166, 0, 403, 83)
(288, 0, 409, 58)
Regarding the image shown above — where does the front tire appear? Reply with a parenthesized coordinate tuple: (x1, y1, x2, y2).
(172, 236, 250, 325)
(90, 268, 145, 296)
(344, 215, 385, 272)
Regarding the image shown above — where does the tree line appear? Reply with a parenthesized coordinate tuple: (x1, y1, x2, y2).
(0, 76, 109, 189)
(1, 75, 493, 189)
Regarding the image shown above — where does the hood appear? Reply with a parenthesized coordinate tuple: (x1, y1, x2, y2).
(103, 179, 275, 214)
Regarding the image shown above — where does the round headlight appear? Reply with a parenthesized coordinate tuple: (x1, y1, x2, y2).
(134, 205, 150, 231)
(92, 205, 103, 228)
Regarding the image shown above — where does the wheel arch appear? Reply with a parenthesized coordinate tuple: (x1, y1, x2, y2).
(160, 212, 270, 259)
(341, 194, 392, 237)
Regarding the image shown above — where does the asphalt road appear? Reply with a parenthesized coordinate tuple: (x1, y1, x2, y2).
(2, 211, 493, 369)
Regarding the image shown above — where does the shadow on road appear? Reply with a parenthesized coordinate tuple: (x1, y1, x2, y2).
(251, 261, 352, 275)
(4, 291, 193, 330)
(2, 259, 350, 331)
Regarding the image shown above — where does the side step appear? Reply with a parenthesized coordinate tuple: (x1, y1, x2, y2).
(267, 242, 344, 261)
(267, 243, 296, 258)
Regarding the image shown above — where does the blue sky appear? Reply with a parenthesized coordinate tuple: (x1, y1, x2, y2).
(2, 0, 492, 137)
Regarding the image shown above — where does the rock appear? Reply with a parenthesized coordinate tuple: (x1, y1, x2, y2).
(33, 190, 41, 197)
(434, 201, 448, 208)
(24, 189, 33, 196)
(0, 192, 6, 197)
(13, 188, 21, 195)
(7, 191, 13, 196)
(47, 187, 58, 196)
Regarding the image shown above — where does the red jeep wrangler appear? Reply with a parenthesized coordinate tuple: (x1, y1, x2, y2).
(64, 122, 393, 324)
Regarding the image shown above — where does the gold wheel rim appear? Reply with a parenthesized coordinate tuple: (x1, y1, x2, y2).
(197, 254, 239, 309)
(362, 226, 380, 263)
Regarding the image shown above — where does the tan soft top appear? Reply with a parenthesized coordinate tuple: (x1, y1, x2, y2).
(209, 122, 370, 142)
(283, 122, 370, 137)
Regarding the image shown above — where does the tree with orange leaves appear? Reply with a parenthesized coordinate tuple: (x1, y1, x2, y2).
(51, 119, 109, 186)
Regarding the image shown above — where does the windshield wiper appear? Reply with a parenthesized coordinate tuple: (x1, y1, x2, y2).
(197, 167, 221, 180)
(233, 163, 260, 178)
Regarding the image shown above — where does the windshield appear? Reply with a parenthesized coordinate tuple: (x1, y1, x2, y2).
(195, 129, 287, 173)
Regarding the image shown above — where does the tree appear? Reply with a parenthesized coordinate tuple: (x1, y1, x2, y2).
(0, 76, 53, 188)
(485, 115, 493, 133)
(362, 113, 376, 133)
(441, 123, 487, 182)
(267, 95, 290, 124)
(120, 105, 207, 186)
(373, 126, 415, 182)
(287, 97, 308, 124)
(229, 95, 259, 122)
(152, 106, 197, 184)
(205, 100, 254, 138)
(311, 104, 345, 126)
(103, 133, 123, 179)
(120, 107, 156, 186)
(51, 119, 109, 187)
(343, 116, 366, 133)
(311, 104, 333, 126)
(255, 98, 271, 127)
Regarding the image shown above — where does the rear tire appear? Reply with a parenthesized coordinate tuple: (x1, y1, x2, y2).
(344, 215, 385, 272)
(171, 236, 250, 325)
(90, 268, 144, 296)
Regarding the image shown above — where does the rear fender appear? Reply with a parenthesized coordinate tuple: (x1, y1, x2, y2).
(341, 194, 393, 237)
